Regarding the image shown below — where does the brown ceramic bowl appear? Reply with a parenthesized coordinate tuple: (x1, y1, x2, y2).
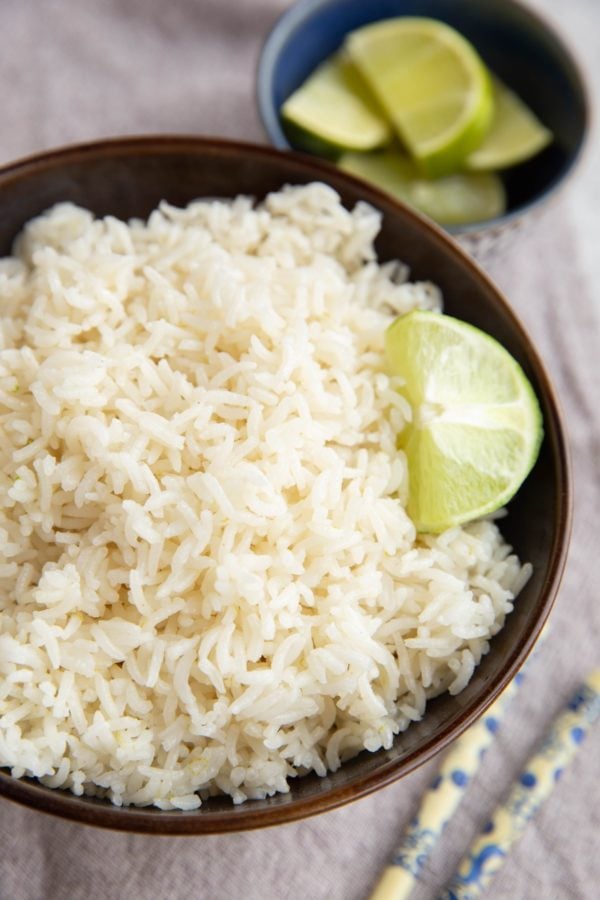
(0, 136, 571, 833)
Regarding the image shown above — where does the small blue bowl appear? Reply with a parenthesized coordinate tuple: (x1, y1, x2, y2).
(257, 0, 589, 254)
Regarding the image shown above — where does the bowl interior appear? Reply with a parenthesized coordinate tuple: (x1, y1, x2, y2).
(258, 0, 588, 230)
(0, 137, 571, 832)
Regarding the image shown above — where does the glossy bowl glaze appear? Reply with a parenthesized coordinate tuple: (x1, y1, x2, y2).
(257, 0, 589, 258)
(0, 136, 572, 833)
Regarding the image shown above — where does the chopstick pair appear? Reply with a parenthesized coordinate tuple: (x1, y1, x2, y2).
(370, 667, 600, 900)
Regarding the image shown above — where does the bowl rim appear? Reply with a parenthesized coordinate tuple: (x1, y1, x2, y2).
(256, 0, 592, 235)
(0, 134, 573, 834)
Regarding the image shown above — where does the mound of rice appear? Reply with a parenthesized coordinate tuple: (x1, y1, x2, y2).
(0, 183, 530, 809)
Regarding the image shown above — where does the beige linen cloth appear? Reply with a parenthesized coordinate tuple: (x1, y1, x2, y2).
(0, 1, 598, 897)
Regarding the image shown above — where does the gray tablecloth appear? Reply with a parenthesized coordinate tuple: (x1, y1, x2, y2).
(0, 1, 598, 898)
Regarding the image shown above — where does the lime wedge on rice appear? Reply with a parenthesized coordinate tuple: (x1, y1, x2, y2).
(345, 17, 494, 177)
(339, 149, 505, 226)
(281, 53, 392, 156)
(466, 78, 553, 171)
(385, 310, 543, 533)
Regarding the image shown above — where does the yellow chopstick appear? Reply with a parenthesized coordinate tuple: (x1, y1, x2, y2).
(439, 669, 600, 899)
(369, 670, 526, 900)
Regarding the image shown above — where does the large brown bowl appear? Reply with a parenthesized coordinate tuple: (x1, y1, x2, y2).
(0, 136, 572, 833)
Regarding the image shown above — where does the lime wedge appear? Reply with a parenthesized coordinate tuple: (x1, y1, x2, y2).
(466, 78, 553, 171)
(339, 149, 505, 226)
(384, 310, 543, 533)
(345, 17, 494, 177)
(281, 53, 392, 156)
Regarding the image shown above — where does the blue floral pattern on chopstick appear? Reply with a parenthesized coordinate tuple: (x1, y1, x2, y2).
(439, 671, 600, 900)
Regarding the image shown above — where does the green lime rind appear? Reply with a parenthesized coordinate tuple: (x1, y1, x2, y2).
(338, 149, 506, 226)
(465, 77, 553, 172)
(384, 310, 543, 533)
(345, 17, 495, 177)
(281, 53, 392, 156)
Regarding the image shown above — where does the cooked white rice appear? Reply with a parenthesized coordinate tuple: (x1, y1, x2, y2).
(0, 183, 530, 809)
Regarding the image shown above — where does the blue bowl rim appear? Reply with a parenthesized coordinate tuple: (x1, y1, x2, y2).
(256, 0, 592, 236)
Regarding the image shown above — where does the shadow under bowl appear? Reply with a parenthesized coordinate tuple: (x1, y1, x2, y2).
(0, 136, 572, 833)
(257, 0, 589, 243)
